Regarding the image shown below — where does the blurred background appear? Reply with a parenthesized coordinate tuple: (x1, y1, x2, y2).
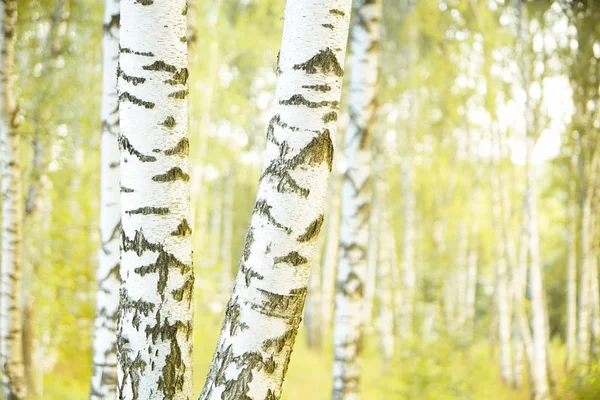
(5, 0, 600, 398)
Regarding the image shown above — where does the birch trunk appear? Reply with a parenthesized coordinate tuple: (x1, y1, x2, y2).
(117, 1, 193, 398)
(565, 168, 577, 371)
(90, 1, 120, 398)
(333, 0, 381, 397)
(399, 155, 416, 340)
(0, 0, 27, 398)
(198, 1, 352, 398)
(363, 176, 379, 331)
(321, 170, 341, 333)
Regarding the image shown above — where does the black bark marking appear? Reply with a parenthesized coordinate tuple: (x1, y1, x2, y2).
(126, 207, 169, 216)
(152, 167, 190, 183)
(119, 92, 155, 109)
(273, 251, 308, 267)
(119, 287, 156, 330)
(116, 341, 147, 400)
(263, 328, 297, 353)
(242, 227, 254, 262)
(164, 68, 189, 86)
(330, 9, 346, 16)
(322, 111, 338, 123)
(135, 251, 192, 298)
(160, 116, 177, 128)
(121, 186, 134, 193)
(120, 46, 154, 57)
(172, 277, 194, 302)
(225, 303, 249, 336)
(171, 219, 192, 236)
(279, 94, 339, 109)
(302, 84, 331, 92)
(122, 229, 163, 256)
(169, 89, 189, 99)
(142, 60, 177, 73)
(119, 136, 157, 162)
(251, 287, 308, 322)
(182, 3, 188, 15)
(254, 200, 291, 233)
(240, 262, 264, 287)
(293, 48, 343, 77)
(119, 66, 146, 86)
(136, 0, 153, 5)
(164, 138, 189, 156)
(104, 13, 120, 35)
(322, 24, 334, 29)
(297, 215, 324, 242)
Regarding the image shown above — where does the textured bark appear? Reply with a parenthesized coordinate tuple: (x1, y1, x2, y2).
(117, 1, 193, 399)
(90, 1, 120, 398)
(198, 1, 352, 398)
(0, 0, 27, 398)
(219, 169, 235, 307)
(332, 0, 381, 397)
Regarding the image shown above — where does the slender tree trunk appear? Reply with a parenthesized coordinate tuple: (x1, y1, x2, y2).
(332, 0, 381, 397)
(363, 174, 379, 331)
(399, 154, 416, 340)
(90, 1, 120, 398)
(219, 168, 235, 307)
(377, 216, 395, 362)
(565, 167, 577, 371)
(0, 1, 27, 398)
(117, 1, 194, 398)
(321, 170, 341, 333)
(305, 231, 324, 349)
(198, 1, 352, 398)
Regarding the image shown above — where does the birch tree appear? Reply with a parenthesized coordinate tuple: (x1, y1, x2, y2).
(90, 0, 120, 398)
(0, 0, 27, 398)
(198, 0, 352, 398)
(332, 0, 381, 397)
(117, 1, 194, 398)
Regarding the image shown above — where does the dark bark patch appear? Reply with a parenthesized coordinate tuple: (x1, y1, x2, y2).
(164, 68, 189, 86)
(171, 219, 192, 236)
(302, 84, 331, 92)
(120, 46, 154, 57)
(160, 116, 177, 128)
(182, 3, 188, 15)
(240, 262, 264, 287)
(279, 94, 339, 109)
(120, 68, 146, 86)
(135, 251, 191, 297)
(119, 287, 156, 330)
(121, 186, 134, 193)
(164, 138, 189, 156)
(263, 328, 297, 353)
(254, 200, 291, 233)
(126, 207, 169, 216)
(168, 89, 189, 99)
(252, 287, 307, 321)
(143, 60, 177, 73)
(292, 48, 343, 77)
(242, 227, 254, 262)
(273, 251, 308, 267)
(119, 92, 155, 109)
(330, 9, 346, 16)
(136, 0, 153, 4)
(152, 167, 190, 183)
(297, 215, 324, 242)
(322, 111, 338, 123)
(322, 24, 334, 29)
(119, 136, 157, 162)
(172, 276, 194, 302)
(104, 13, 120, 35)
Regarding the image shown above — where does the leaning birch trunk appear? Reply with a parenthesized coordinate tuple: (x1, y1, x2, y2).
(90, 1, 120, 398)
(0, 1, 27, 398)
(198, 1, 352, 398)
(219, 168, 235, 308)
(117, 1, 193, 398)
(332, 0, 381, 397)
(565, 168, 577, 371)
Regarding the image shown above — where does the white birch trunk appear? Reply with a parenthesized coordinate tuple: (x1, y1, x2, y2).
(332, 0, 381, 397)
(117, 1, 193, 398)
(198, 1, 352, 398)
(90, 1, 120, 398)
(0, 1, 27, 398)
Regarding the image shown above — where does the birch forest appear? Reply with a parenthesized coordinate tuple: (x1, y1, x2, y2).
(2, 0, 600, 399)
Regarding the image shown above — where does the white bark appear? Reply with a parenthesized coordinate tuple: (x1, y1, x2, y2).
(90, 1, 120, 398)
(198, 1, 352, 398)
(0, 0, 27, 398)
(117, 1, 193, 399)
(332, 0, 381, 397)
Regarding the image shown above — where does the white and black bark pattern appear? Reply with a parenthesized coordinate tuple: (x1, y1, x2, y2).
(332, 0, 380, 398)
(90, 1, 120, 398)
(117, 1, 193, 399)
(198, 1, 352, 399)
(0, 1, 27, 399)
